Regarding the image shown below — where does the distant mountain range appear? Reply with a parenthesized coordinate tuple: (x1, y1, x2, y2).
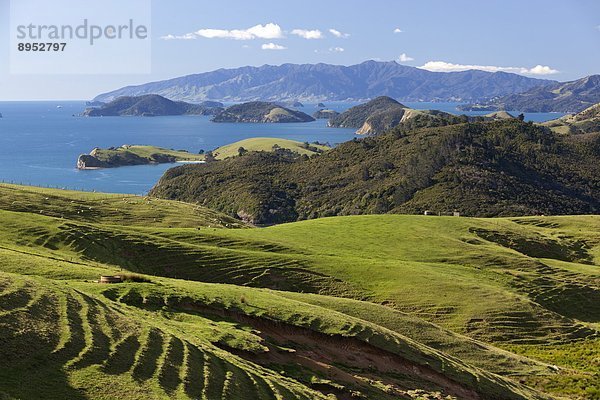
(93, 60, 555, 103)
(459, 75, 600, 113)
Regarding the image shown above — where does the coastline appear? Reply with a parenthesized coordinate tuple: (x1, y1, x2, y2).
(77, 159, 206, 170)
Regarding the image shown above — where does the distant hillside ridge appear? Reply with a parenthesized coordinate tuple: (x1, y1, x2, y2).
(93, 60, 555, 103)
(329, 96, 468, 135)
(211, 101, 315, 123)
(542, 102, 600, 134)
(329, 96, 406, 128)
(82, 94, 223, 117)
(150, 120, 600, 225)
(459, 75, 600, 113)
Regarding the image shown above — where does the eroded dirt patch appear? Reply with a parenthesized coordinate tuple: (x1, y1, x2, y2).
(178, 302, 479, 400)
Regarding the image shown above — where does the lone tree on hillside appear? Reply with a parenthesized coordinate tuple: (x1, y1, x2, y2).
(238, 147, 248, 156)
(205, 151, 216, 162)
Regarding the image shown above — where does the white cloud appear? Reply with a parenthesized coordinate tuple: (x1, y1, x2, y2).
(160, 33, 196, 40)
(163, 23, 284, 41)
(261, 43, 287, 50)
(527, 65, 560, 75)
(393, 28, 403, 33)
(291, 29, 324, 39)
(314, 47, 345, 54)
(419, 61, 559, 75)
(398, 53, 414, 62)
(195, 23, 284, 40)
(329, 28, 350, 38)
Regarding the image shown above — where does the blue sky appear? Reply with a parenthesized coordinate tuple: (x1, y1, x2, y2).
(0, 0, 599, 100)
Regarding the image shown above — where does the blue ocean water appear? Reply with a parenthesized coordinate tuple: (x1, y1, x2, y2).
(0, 101, 566, 194)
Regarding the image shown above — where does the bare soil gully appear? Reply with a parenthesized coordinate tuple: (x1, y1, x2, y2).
(180, 302, 481, 400)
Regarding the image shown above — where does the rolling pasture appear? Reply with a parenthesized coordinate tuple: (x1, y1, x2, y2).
(0, 184, 598, 399)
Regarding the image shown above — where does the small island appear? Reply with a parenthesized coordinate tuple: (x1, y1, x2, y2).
(82, 94, 223, 117)
(312, 109, 339, 119)
(456, 104, 499, 112)
(77, 145, 205, 169)
(211, 101, 315, 123)
(317, 102, 326, 108)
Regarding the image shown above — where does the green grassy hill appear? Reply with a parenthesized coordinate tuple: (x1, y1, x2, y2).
(212, 138, 329, 160)
(0, 184, 242, 228)
(0, 184, 598, 399)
